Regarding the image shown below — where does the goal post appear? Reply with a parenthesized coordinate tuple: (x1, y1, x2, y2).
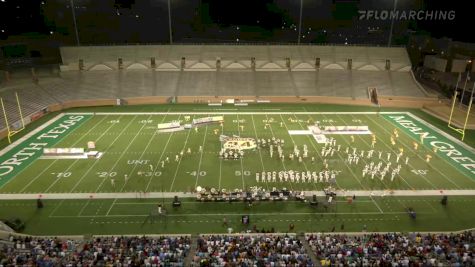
(448, 90, 473, 141)
(1, 92, 26, 144)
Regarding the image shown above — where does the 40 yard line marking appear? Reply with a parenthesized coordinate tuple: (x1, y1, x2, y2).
(194, 124, 208, 189)
(169, 115, 195, 191)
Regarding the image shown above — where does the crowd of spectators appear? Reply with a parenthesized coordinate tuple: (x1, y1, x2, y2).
(0, 235, 191, 266)
(307, 231, 474, 266)
(193, 234, 314, 266)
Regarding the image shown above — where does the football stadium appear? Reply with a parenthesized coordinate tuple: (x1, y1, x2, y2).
(0, 1, 474, 266)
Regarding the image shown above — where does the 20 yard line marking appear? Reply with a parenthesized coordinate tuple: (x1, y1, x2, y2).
(68, 115, 138, 192)
(95, 114, 155, 193)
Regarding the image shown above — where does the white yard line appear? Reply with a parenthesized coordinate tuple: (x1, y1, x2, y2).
(40, 116, 111, 193)
(279, 114, 318, 191)
(65, 111, 410, 116)
(370, 196, 384, 213)
(68, 115, 137, 193)
(169, 115, 194, 191)
(265, 114, 293, 191)
(3, 189, 475, 200)
(0, 113, 65, 156)
(194, 124, 208, 189)
(95, 115, 154, 193)
(337, 115, 428, 190)
(218, 121, 224, 190)
(296, 113, 365, 190)
(365, 114, 463, 189)
(250, 115, 269, 191)
(236, 114, 245, 189)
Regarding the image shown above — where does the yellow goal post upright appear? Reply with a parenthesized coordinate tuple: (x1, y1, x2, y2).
(447, 90, 474, 141)
(0, 92, 26, 143)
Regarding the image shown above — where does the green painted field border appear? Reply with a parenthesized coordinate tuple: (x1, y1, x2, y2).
(0, 114, 92, 187)
(382, 113, 475, 179)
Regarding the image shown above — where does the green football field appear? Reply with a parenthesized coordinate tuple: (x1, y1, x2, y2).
(0, 104, 474, 235)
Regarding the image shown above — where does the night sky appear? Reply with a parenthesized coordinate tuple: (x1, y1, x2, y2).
(0, 0, 470, 45)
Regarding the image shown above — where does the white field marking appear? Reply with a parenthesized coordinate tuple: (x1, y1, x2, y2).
(118, 114, 169, 193)
(288, 113, 339, 190)
(250, 114, 268, 191)
(365, 114, 463, 189)
(169, 115, 195, 191)
(344, 113, 436, 190)
(68, 115, 137, 192)
(1, 115, 97, 192)
(0, 113, 65, 156)
(95, 114, 155, 193)
(49, 210, 434, 218)
(40, 116, 112, 193)
(236, 114, 245, 189)
(408, 113, 475, 154)
(105, 114, 168, 215)
(3, 189, 475, 200)
(144, 113, 178, 193)
(113, 200, 375, 205)
(370, 196, 384, 213)
(48, 199, 65, 218)
(298, 112, 366, 190)
(105, 198, 118, 216)
(194, 124, 208, 189)
(279, 114, 317, 191)
(65, 111, 410, 116)
(405, 114, 475, 184)
(323, 112, 413, 192)
(218, 120, 224, 190)
(77, 199, 91, 216)
(265, 114, 293, 192)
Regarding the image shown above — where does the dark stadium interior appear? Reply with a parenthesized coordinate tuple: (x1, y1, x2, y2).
(0, 1, 474, 266)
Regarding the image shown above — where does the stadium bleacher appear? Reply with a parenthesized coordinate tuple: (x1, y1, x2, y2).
(1, 232, 473, 266)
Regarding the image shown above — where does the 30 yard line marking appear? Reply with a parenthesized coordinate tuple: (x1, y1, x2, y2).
(144, 113, 178, 193)
(194, 124, 208, 189)
(68, 115, 137, 192)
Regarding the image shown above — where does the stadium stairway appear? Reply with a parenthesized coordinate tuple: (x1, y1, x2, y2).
(185, 234, 199, 266)
(298, 233, 321, 266)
